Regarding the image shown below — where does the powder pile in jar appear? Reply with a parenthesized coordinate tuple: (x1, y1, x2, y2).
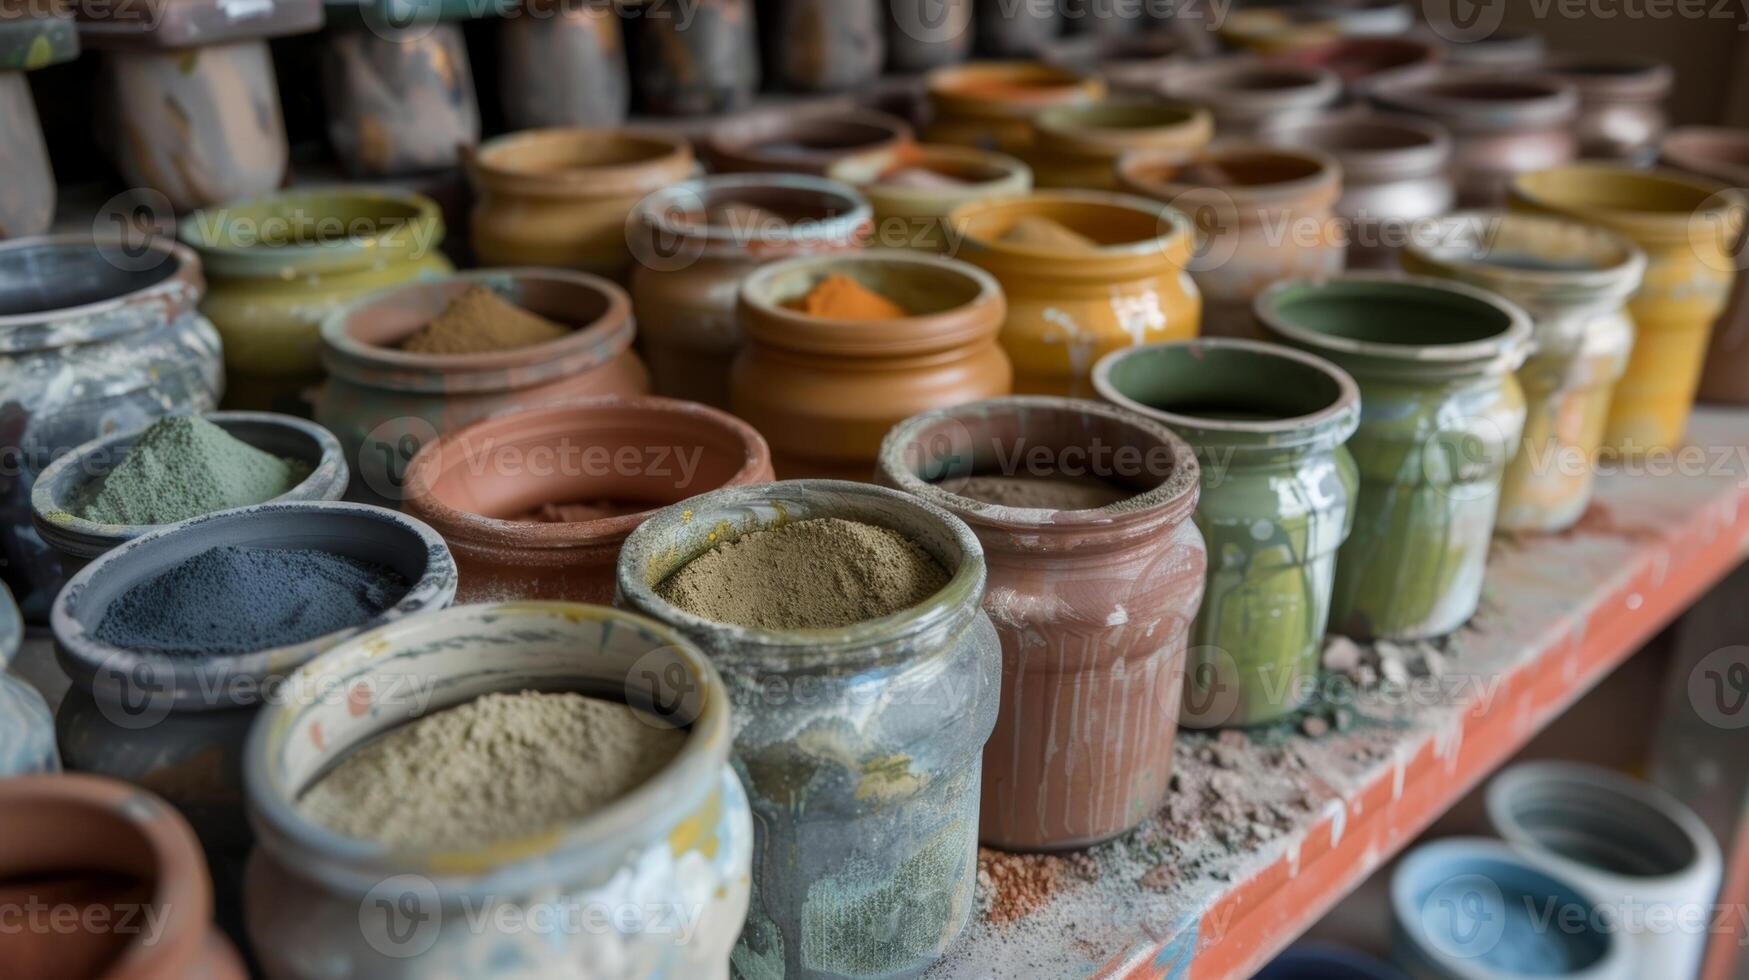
(72, 416, 311, 526)
(785, 274, 909, 320)
(1000, 215, 1099, 250)
(946, 473, 1130, 510)
(656, 517, 948, 630)
(299, 690, 684, 850)
(399, 285, 570, 355)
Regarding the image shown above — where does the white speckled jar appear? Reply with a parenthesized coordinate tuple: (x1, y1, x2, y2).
(243, 601, 753, 980)
(0, 581, 56, 776)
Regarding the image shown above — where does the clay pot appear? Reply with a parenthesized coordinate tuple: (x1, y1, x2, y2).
(768, 0, 884, 91)
(1441, 29, 1545, 70)
(467, 127, 695, 277)
(1040, 32, 1192, 95)
(0, 13, 76, 238)
(0, 581, 56, 776)
(974, 0, 1060, 56)
(1373, 73, 1579, 207)
(497, 2, 630, 129)
(949, 190, 1200, 395)
(1025, 99, 1213, 191)
(826, 143, 1032, 253)
(1160, 57, 1342, 138)
(877, 396, 1206, 848)
(1094, 339, 1360, 727)
(179, 189, 453, 416)
(1217, 7, 1340, 53)
(887, 0, 972, 71)
(1256, 274, 1531, 642)
(704, 108, 914, 175)
(922, 61, 1105, 154)
(0, 774, 244, 978)
(1272, 36, 1441, 97)
(733, 251, 1012, 479)
(1543, 54, 1673, 165)
(1404, 212, 1645, 533)
(402, 396, 774, 603)
(320, 23, 480, 176)
(629, 174, 871, 406)
(1510, 165, 1743, 454)
(1660, 127, 1749, 405)
(628, 0, 759, 115)
(1117, 144, 1343, 340)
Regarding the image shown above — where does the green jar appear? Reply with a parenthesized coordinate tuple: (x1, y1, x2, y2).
(1256, 275, 1532, 642)
(1093, 338, 1360, 727)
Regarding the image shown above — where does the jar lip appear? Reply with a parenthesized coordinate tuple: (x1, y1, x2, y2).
(1117, 142, 1343, 211)
(927, 60, 1103, 107)
(1659, 126, 1749, 186)
(1542, 53, 1674, 97)
(1033, 97, 1211, 138)
(1376, 72, 1579, 126)
(827, 143, 1034, 203)
(633, 173, 874, 250)
(468, 126, 693, 193)
(1260, 112, 1451, 179)
(1510, 164, 1744, 243)
(1163, 57, 1343, 108)
(176, 188, 445, 277)
(0, 234, 200, 333)
(1254, 272, 1533, 372)
(949, 189, 1197, 262)
(1403, 210, 1648, 300)
(703, 108, 913, 169)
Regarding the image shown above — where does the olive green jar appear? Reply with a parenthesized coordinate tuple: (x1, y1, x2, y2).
(1094, 339, 1359, 726)
(1256, 275, 1531, 642)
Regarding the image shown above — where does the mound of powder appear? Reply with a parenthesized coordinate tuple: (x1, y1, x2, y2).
(656, 517, 949, 630)
(94, 546, 410, 656)
(785, 274, 908, 320)
(298, 690, 685, 851)
(1000, 215, 1099, 250)
(399, 285, 570, 355)
(74, 416, 311, 526)
(947, 473, 1130, 511)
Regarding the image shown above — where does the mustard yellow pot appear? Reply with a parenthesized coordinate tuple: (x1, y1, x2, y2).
(1510, 165, 1743, 454)
(1025, 99, 1213, 191)
(922, 61, 1105, 155)
(827, 143, 1032, 253)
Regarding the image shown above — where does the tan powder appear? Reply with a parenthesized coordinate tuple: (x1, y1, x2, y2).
(399, 285, 570, 355)
(1000, 215, 1099, 250)
(656, 517, 949, 630)
(948, 473, 1130, 511)
(298, 690, 684, 851)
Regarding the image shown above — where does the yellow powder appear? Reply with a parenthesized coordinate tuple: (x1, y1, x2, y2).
(399, 285, 570, 355)
(1000, 215, 1099, 250)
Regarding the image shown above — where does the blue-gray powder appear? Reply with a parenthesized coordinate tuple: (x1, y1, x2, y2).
(94, 546, 411, 656)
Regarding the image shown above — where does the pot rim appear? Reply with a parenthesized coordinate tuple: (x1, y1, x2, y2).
(0, 233, 202, 338)
(827, 143, 1034, 206)
(631, 173, 874, 252)
(1033, 97, 1213, 143)
(1041, 29, 1185, 66)
(925, 60, 1106, 117)
(1542, 52, 1675, 100)
(949, 188, 1197, 264)
(1374, 71, 1579, 128)
(1254, 271, 1533, 372)
(1509, 163, 1744, 245)
(1163, 56, 1343, 111)
(466, 126, 694, 197)
(703, 107, 914, 171)
(1259, 112, 1451, 181)
(177, 188, 445, 279)
(1116, 142, 1344, 214)
(1659, 126, 1749, 186)
(1403, 210, 1648, 305)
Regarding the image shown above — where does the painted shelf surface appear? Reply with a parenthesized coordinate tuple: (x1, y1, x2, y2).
(930, 407, 1749, 980)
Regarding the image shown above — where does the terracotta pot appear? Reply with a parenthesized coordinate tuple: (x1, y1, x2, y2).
(922, 61, 1105, 154)
(497, 2, 630, 129)
(402, 396, 774, 603)
(629, 174, 872, 406)
(1025, 99, 1213, 191)
(768, 0, 884, 91)
(1040, 32, 1192, 95)
(949, 190, 1201, 395)
(320, 23, 480, 177)
(974, 0, 1060, 56)
(0, 774, 244, 979)
(1373, 73, 1579, 207)
(467, 127, 695, 277)
(1271, 36, 1441, 96)
(1511, 165, 1744, 454)
(877, 396, 1205, 848)
(0, 14, 76, 238)
(1160, 56, 1341, 138)
(628, 0, 759, 115)
(1117, 143, 1343, 340)
(887, 0, 972, 71)
(1660, 127, 1749, 405)
(733, 251, 1012, 479)
(317, 269, 650, 503)
(826, 143, 1032, 253)
(1543, 54, 1673, 165)
(704, 108, 913, 175)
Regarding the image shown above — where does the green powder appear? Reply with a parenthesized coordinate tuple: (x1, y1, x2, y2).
(74, 417, 312, 526)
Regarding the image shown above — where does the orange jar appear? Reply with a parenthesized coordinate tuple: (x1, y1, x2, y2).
(923, 61, 1105, 155)
(732, 251, 1012, 479)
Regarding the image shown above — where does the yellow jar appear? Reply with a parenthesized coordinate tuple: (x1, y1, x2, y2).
(1025, 99, 1212, 191)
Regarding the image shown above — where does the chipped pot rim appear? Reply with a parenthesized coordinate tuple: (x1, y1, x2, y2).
(0, 233, 202, 336)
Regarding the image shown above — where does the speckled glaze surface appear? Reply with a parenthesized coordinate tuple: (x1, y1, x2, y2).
(826, 143, 1030, 253)
(1257, 275, 1531, 642)
(1095, 339, 1360, 726)
(1025, 100, 1213, 191)
(922, 62, 1105, 154)
(1374, 74, 1579, 207)
(877, 397, 1206, 847)
(1404, 212, 1645, 532)
(616, 480, 1000, 980)
(320, 23, 480, 177)
(0, 581, 56, 775)
(1658, 128, 1749, 405)
(243, 601, 750, 979)
(0, 235, 222, 620)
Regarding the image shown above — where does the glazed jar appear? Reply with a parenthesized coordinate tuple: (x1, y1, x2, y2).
(1404, 212, 1645, 533)
(732, 251, 1012, 479)
(1660, 128, 1749, 404)
(467, 127, 695, 277)
(1118, 144, 1343, 340)
(0, 235, 221, 620)
(1373, 74, 1579, 207)
(1543, 55, 1673, 164)
(0, 774, 245, 978)
(704, 108, 913, 175)
(319, 18, 480, 176)
(1256, 274, 1531, 642)
(0, 582, 55, 776)
(243, 601, 751, 980)
(877, 397, 1206, 848)
(1217, 7, 1339, 53)
(630, 174, 872, 406)
(1263, 113, 1454, 270)
(1094, 339, 1360, 726)
(1160, 57, 1341, 138)
(1025, 99, 1213, 190)
(922, 62, 1105, 154)
(0, 13, 76, 237)
(1041, 32, 1191, 95)
(1511, 165, 1743, 454)
(317, 270, 650, 503)
(974, 0, 1059, 56)
(887, 0, 971, 71)
(826, 143, 1031, 253)
(949, 190, 1200, 395)
(497, 1, 630, 129)
(768, 0, 883, 91)
(628, 0, 758, 115)
(615, 480, 1000, 979)
(1272, 36, 1441, 97)
(52, 502, 456, 851)
(179, 189, 452, 415)
(402, 396, 775, 603)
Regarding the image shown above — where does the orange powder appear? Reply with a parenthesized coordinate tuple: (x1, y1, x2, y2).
(785, 274, 908, 320)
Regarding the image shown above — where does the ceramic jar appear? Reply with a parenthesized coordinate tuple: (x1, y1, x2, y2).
(1374, 74, 1579, 207)
(768, 0, 883, 91)
(0, 582, 55, 776)
(704, 108, 913, 175)
(827, 144, 1031, 253)
(0, 13, 76, 237)
(887, 0, 971, 70)
(1094, 339, 1360, 727)
(467, 127, 695, 277)
(1404, 212, 1645, 533)
(733, 251, 1012, 479)
(1273, 36, 1441, 97)
(922, 62, 1105, 154)
(319, 19, 481, 177)
(1118, 144, 1343, 340)
(498, 2, 630, 129)
(629, 0, 759, 114)
(317, 269, 650, 503)
(630, 175, 872, 406)
(0, 235, 221, 620)
(616, 480, 1001, 979)
(1025, 100, 1213, 190)
(1257, 274, 1531, 642)
(180, 189, 453, 416)
(1217, 7, 1339, 53)
(1160, 57, 1341, 138)
(1544, 55, 1673, 165)
(402, 396, 775, 603)
(1659, 128, 1749, 405)
(243, 601, 751, 980)
(974, 0, 1059, 56)
(1041, 32, 1191, 95)
(1511, 165, 1743, 454)
(1442, 30, 1545, 70)
(877, 397, 1206, 848)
